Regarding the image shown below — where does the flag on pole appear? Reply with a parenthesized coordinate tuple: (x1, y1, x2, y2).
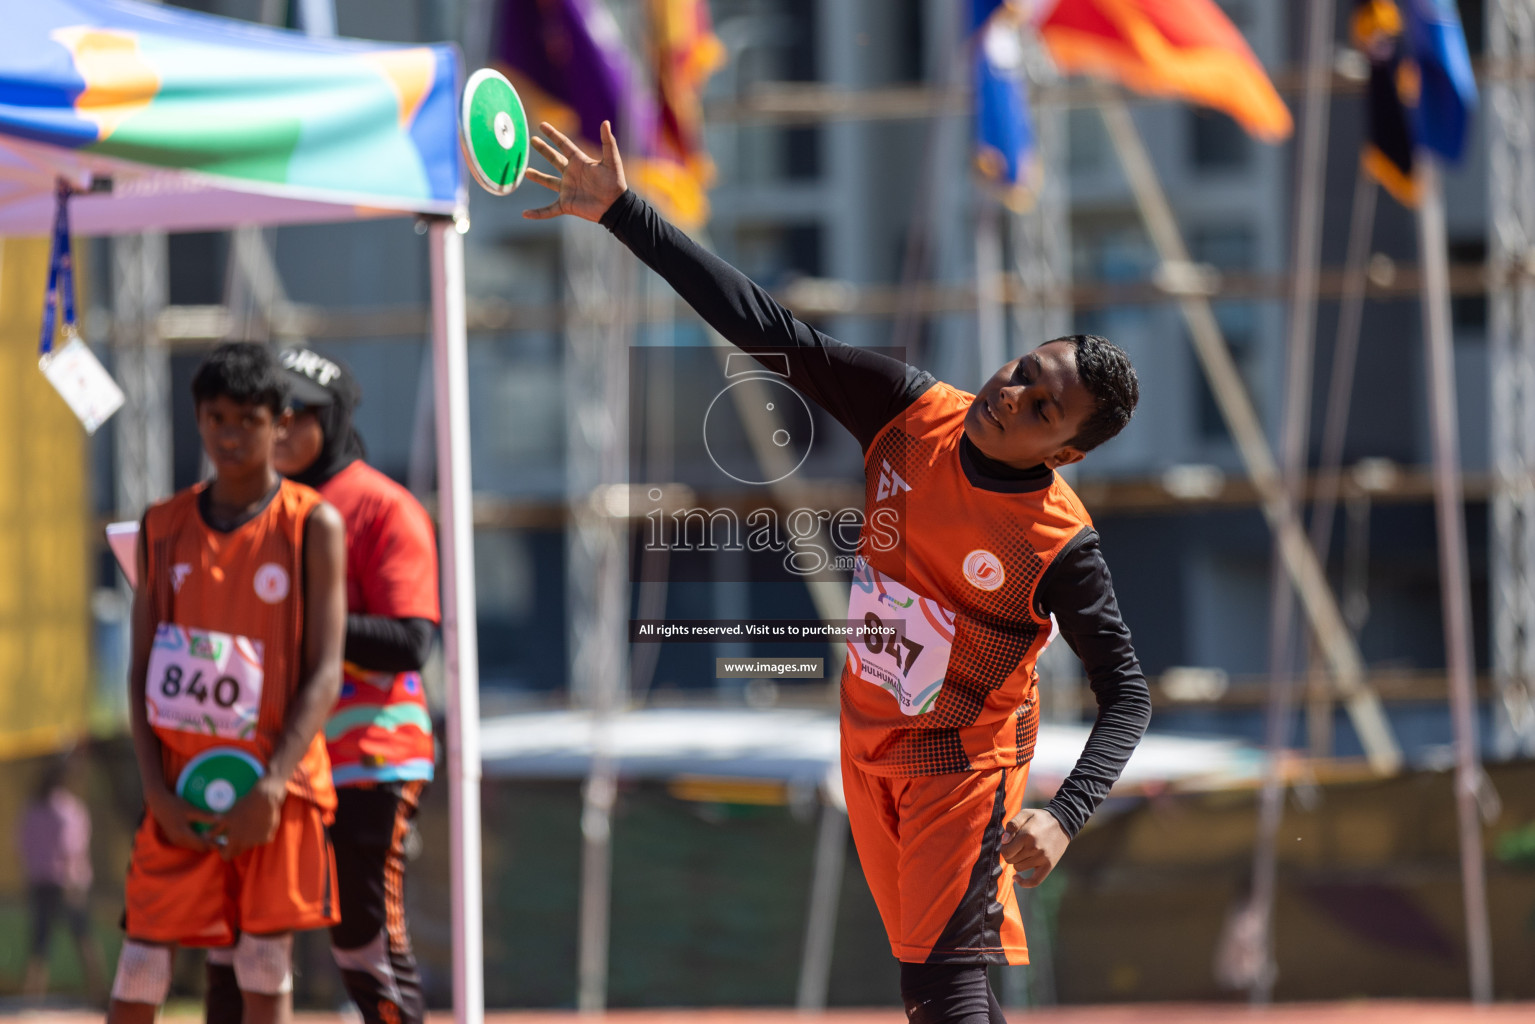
(973, 1, 1039, 210)
(630, 0, 726, 228)
(1034, 0, 1292, 142)
(1351, 0, 1477, 205)
(495, 0, 652, 152)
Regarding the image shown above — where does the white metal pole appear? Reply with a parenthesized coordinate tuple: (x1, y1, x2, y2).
(430, 218, 485, 1024)
(796, 804, 848, 1011)
(1415, 158, 1494, 1004)
(1250, 0, 1335, 1001)
(976, 198, 1006, 383)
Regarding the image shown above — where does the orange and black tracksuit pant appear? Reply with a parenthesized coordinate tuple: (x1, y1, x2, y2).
(327, 781, 426, 1024)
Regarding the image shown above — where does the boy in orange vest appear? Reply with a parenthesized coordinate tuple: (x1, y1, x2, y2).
(109, 342, 346, 1024)
(523, 123, 1153, 1023)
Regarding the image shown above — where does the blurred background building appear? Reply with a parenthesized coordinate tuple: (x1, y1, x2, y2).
(93, 0, 1496, 756)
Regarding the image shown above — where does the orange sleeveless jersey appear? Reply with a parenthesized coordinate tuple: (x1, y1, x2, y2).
(841, 383, 1093, 777)
(142, 480, 336, 812)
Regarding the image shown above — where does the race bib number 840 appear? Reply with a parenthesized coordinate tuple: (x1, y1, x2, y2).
(846, 558, 955, 715)
(146, 623, 264, 739)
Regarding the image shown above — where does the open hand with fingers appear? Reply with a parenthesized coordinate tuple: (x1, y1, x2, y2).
(1001, 807, 1069, 888)
(523, 120, 628, 223)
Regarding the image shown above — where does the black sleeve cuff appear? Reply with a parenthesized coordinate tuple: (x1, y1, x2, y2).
(599, 189, 642, 232)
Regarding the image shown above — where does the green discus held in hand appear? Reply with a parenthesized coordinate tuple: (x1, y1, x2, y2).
(176, 747, 265, 834)
(460, 68, 530, 195)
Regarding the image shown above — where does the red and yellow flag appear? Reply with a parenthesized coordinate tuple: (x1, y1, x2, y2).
(631, 0, 726, 229)
(1037, 0, 1292, 141)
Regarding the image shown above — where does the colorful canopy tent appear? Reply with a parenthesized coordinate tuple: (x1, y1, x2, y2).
(0, 0, 461, 232)
(0, 4, 484, 1021)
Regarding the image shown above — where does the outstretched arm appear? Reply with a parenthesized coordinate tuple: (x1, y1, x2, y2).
(522, 121, 932, 450)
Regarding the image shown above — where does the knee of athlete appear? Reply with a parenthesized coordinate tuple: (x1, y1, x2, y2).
(111, 940, 173, 1006)
(233, 932, 293, 995)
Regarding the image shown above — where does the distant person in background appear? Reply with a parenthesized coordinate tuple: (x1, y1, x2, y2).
(205, 348, 439, 1024)
(20, 755, 105, 1002)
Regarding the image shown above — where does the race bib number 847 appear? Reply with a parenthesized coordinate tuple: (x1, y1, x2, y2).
(146, 623, 264, 739)
(846, 558, 955, 715)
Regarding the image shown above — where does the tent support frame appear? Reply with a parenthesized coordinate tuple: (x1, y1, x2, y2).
(430, 217, 485, 1024)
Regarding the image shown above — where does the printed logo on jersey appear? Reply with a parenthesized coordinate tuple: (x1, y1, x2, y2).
(253, 563, 290, 604)
(170, 563, 193, 593)
(962, 549, 1005, 591)
(875, 460, 911, 503)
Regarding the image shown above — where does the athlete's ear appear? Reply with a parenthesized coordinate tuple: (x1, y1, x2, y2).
(273, 407, 294, 440)
(1043, 446, 1084, 470)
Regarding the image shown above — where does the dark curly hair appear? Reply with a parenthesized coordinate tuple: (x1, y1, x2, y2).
(191, 342, 289, 415)
(1047, 334, 1139, 452)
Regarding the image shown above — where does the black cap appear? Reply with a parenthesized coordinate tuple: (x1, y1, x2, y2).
(279, 348, 360, 411)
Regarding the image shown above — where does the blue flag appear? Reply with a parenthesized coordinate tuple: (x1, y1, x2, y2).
(972, 0, 1037, 210)
(1404, 0, 1477, 162)
(1352, 0, 1477, 205)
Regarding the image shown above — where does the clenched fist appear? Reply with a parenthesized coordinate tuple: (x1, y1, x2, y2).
(1000, 807, 1069, 888)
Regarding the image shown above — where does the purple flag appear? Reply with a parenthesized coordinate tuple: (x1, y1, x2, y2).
(496, 0, 655, 152)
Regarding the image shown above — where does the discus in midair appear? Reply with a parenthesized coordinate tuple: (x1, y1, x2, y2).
(177, 747, 264, 833)
(460, 69, 530, 195)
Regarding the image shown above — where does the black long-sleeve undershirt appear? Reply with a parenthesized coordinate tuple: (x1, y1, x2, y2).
(345, 615, 435, 673)
(602, 190, 1151, 838)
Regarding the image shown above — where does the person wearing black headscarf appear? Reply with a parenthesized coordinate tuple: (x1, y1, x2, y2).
(204, 347, 440, 1024)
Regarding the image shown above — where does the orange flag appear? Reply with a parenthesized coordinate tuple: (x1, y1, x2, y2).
(631, 0, 726, 229)
(1037, 0, 1292, 141)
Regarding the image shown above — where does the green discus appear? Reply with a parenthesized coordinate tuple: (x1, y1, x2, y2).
(176, 747, 264, 833)
(460, 68, 530, 195)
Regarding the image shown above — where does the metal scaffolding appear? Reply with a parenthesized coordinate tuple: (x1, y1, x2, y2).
(111, 232, 171, 520)
(1489, 0, 1535, 758)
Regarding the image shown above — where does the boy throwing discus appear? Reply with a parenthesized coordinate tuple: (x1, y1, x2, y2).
(522, 122, 1153, 1024)
(109, 343, 346, 1024)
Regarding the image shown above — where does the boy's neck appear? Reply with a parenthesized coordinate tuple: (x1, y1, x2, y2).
(208, 467, 281, 511)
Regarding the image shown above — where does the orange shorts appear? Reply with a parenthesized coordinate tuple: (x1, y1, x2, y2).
(124, 795, 338, 946)
(842, 742, 1030, 965)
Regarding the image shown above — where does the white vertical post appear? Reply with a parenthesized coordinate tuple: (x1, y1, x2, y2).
(429, 219, 485, 1024)
(1415, 159, 1494, 1004)
(975, 199, 1006, 383)
(294, 0, 335, 37)
(1250, 0, 1335, 1001)
(796, 804, 847, 1012)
